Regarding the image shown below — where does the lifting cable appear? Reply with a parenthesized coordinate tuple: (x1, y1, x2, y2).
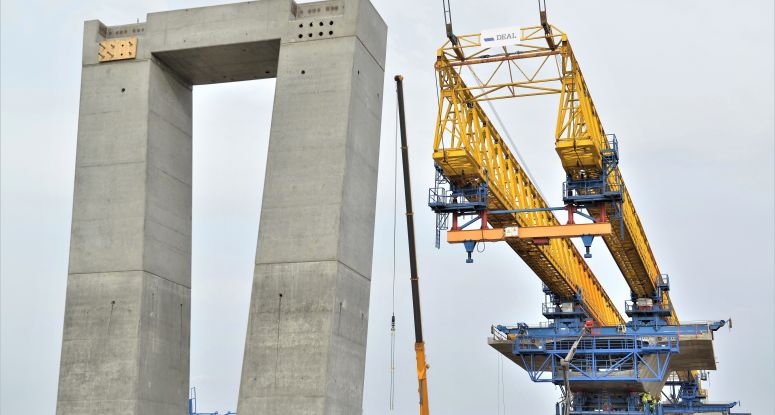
(389, 85, 400, 411)
(496, 354, 502, 414)
(501, 356, 506, 415)
(496, 355, 506, 414)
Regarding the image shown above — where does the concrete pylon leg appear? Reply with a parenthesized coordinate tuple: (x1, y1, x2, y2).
(237, 3, 386, 414)
(57, 21, 193, 415)
(58, 1, 385, 414)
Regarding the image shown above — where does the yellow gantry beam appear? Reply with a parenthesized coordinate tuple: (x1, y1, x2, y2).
(553, 34, 678, 325)
(434, 25, 678, 325)
(433, 54, 623, 326)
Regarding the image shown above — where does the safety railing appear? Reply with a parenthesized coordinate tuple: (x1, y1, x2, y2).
(428, 184, 488, 213)
(624, 301, 673, 316)
(562, 171, 624, 205)
(510, 332, 678, 384)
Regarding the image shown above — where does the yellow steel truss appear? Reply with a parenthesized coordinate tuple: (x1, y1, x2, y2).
(433, 51, 623, 326)
(434, 24, 676, 325)
(553, 35, 676, 324)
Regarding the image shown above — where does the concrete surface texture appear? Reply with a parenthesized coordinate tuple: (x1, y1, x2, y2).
(57, 1, 386, 414)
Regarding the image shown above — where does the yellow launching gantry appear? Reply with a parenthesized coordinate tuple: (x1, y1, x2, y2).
(429, 21, 676, 326)
(425, 6, 740, 413)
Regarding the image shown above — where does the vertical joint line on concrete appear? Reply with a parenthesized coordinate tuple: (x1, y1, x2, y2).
(274, 293, 283, 388)
(179, 303, 184, 364)
(337, 301, 343, 334)
(107, 300, 116, 335)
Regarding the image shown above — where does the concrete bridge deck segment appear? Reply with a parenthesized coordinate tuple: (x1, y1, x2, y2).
(57, 1, 386, 414)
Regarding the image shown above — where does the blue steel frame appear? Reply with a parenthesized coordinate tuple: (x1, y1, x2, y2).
(428, 166, 489, 248)
(562, 134, 625, 238)
(557, 405, 744, 415)
(562, 135, 623, 208)
(626, 275, 673, 329)
(188, 387, 236, 415)
(660, 373, 745, 415)
(501, 327, 678, 384)
(496, 321, 726, 385)
(660, 403, 743, 415)
(558, 397, 745, 415)
(428, 166, 488, 214)
(555, 392, 645, 415)
(494, 320, 731, 415)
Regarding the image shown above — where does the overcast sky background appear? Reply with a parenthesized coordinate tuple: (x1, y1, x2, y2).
(1, 0, 773, 414)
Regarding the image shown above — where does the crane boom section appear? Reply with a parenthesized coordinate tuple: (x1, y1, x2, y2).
(434, 53, 623, 326)
(435, 26, 676, 324)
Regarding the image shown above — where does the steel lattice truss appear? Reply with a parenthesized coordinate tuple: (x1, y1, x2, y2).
(433, 24, 677, 325)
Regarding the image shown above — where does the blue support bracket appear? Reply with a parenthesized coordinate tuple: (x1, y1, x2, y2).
(189, 387, 236, 415)
(493, 304, 735, 415)
(463, 240, 476, 263)
(580, 235, 595, 258)
(507, 331, 678, 384)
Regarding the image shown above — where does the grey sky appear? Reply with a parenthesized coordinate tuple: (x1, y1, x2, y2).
(1, 0, 773, 414)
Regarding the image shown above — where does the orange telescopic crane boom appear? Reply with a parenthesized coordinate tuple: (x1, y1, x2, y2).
(395, 75, 430, 415)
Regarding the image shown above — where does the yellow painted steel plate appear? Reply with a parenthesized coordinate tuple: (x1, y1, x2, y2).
(98, 37, 137, 62)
